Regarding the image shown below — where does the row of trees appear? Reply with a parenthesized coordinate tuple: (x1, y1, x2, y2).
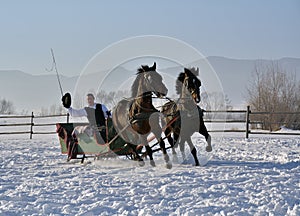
(247, 61, 300, 130)
(0, 98, 65, 116)
(96, 90, 131, 109)
(39, 104, 65, 116)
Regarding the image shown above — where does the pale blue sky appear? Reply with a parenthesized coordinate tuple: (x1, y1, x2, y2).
(1, 0, 299, 76)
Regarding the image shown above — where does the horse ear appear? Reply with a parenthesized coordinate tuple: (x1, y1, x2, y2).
(152, 62, 156, 70)
(194, 67, 199, 76)
(184, 68, 189, 75)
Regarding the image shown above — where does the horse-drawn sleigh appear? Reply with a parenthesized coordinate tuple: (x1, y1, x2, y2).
(56, 63, 212, 167)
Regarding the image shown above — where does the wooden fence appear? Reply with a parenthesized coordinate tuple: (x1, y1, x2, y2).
(0, 112, 70, 139)
(203, 106, 300, 138)
(0, 106, 299, 139)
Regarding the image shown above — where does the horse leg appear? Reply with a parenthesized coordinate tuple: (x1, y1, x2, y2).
(150, 113, 172, 168)
(186, 137, 200, 166)
(171, 131, 181, 163)
(128, 143, 145, 167)
(153, 129, 172, 169)
(199, 115, 212, 152)
(165, 127, 177, 155)
(179, 139, 186, 162)
(206, 134, 212, 152)
(145, 145, 155, 167)
(166, 128, 180, 163)
(173, 132, 180, 148)
(160, 137, 172, 169)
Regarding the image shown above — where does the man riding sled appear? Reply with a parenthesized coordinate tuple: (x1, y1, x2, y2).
(61, 92, 110, 160)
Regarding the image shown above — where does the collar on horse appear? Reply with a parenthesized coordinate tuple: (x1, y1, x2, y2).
(128, 93, 159, 124)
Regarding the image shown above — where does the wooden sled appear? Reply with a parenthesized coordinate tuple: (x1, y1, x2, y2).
(56, 119, 143, 163)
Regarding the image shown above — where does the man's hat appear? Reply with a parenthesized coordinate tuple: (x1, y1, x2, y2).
(62, 92, 72, 108)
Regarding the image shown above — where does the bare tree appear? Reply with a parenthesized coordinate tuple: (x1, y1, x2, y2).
(40, 107, 49, 116)
(247, 61, 300, 130)
(200, 92, 232, 120)
(49, 104, 57, 115)
(73, 93, 84, 109)
(0, 98, 15, 114)
(200, 92, 231, 111)
(96, 90, 130, 110)
(48, 104, 65, 115)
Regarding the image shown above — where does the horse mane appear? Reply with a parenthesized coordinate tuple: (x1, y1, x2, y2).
(136, 65, 151, 74)
(175, 67, 201, 94)
(131, 73, 143, 97)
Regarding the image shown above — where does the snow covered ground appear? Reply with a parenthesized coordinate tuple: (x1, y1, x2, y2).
(0, 131, 299, 215)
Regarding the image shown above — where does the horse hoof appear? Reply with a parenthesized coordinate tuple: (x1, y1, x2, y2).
(206, 146, 212, 152)
(138, 160, 145, 167)
(164, 154, 170, 162)
(150, 160, 156, 167)
(166, 163, 172, 169)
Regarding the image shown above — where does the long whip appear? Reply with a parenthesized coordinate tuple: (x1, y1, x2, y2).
(46, 48, 64, 97)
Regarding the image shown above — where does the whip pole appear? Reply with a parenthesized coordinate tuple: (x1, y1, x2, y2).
(49, 48, 64, 97)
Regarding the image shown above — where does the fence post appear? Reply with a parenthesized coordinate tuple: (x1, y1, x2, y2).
(30, 112, 34, 139)
(246, 105, 250, 139)
(67, 113, 70, 123)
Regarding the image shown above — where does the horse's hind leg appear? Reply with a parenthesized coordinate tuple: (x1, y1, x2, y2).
(128, 143, 145, 167)
(165, 127, 176, 155)
(145, 145, 155, 167)
(165, 128, 180, 163)
(179, 140, 186, 162)
(187, 137, 200, 166)
(206, 134, 212, 152)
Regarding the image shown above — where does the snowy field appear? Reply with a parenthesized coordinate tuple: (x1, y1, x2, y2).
(0, 131, 299, 215)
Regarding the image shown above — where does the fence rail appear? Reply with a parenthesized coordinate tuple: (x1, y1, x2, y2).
(0, 106, 299, 138)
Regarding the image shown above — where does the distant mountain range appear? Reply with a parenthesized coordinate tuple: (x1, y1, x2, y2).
(1, 57, 300, 113)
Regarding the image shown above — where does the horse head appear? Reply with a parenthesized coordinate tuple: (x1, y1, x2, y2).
(132, 62, 168, 98)
(176, 67, 201, 103)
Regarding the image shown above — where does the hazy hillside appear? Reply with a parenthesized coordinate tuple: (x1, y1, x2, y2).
(1, 57, 299, 113)
(0, 70, 77, 113)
